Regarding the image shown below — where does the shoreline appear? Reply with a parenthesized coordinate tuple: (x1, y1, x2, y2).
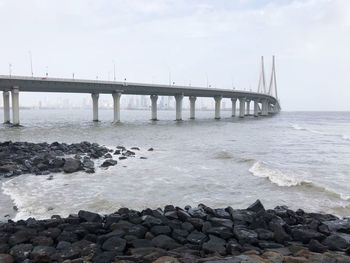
(0, 201, 350, 262)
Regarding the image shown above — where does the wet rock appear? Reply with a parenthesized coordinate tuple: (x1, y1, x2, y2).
(102, 237, 126, 252)
(308, 239, 328, 253)
(323, 234, 349, 250)
(152, 235, 181, 250)
(207, 227, 234, 240)
(203, 235, 227, 255)
(130, 147, 140, 151)
(187, 230, 208, 245)
(131, 239, 154, 248)
(148, 148, 154, 151)
(247, 200, 265, 214)
(31, 245, 56, 262)
(101, 159, 118, 167)
(291, 227, 325, 244)
(78, 210, 102, 223)
(10, 244, 33, 262)
(233, 226, 258, 245)
(151, 226, 172, 236)
(104, 153, 112, 159)
(63, 158, 82, 173)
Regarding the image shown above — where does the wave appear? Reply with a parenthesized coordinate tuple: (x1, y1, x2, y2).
(249, 161, 311, 187)
(291, 124, 350, 142)
(248, 161, 350, 201)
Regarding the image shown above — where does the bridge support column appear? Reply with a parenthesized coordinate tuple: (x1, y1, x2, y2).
(3, 91, 10, 123)
(239, 98, 246, 118)
(246, 100, 251, 116)
(91, 93, 99, 122)
(11, 87, 20, 126)
(214, 96, 222, 120)
(175, 94, 183, 121)
(189, 96, 196, 119)
(262, 99, 268, 116)
(231, 98, 237, 117)
(254, 101, 259, 117)
(112, 92, 122, 122)
(150, 95, 158, 121)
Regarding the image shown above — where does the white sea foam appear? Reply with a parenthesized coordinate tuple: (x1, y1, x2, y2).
(291, 123, 350, 142)
(249, 161, 350, 202)
(249, 161, 311, 187)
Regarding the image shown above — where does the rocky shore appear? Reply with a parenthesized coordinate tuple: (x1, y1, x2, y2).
(0, 201, 350, 263)
(0, 141, 146, 178)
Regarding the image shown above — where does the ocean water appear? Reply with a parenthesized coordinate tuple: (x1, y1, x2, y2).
(0, 109, 350, 221)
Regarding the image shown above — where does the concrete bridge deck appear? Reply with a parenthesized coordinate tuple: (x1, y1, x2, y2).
(0, 75, 280, 125)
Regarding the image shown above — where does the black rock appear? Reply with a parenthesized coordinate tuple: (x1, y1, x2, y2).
(78, 210, 102, 223)
(323, 234, 349, 250)
(207, 227, 234, 240)
(9, 243, 33, 262)
(151, 235, 181, 250)
(202, 234, 227, 255)
(247, 199, 265, 214)
(150, 225, 171, 236)
(31, 246, 56, 262)
(291, 227, 325, 244)
(63, 158, 82, 173)
(187, 230, 208, 245)
(233, 226, 258, 245)
(102, 236, 126, 252)
(309, 239, 328, 253)
(131, 239, 154, 248)
(101, 159, 118, 167)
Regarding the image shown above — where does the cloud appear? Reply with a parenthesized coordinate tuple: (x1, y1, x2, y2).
(0, 0, 349, 110)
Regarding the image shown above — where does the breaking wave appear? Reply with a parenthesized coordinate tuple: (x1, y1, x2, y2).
(249, 161, 350, 201)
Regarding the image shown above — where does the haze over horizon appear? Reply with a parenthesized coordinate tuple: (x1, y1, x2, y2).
(0, 0, 349, 111)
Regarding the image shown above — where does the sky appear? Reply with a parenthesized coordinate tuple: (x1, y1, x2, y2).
(0, 0, 349, 111)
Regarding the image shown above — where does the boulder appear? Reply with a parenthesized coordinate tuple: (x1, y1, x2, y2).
(308, 239, 328, 253)
(186, 230, 208, 245)
(31, 246, 56, 262)
(247, 200, 265, 214)
(150, 226, 171, 236)
(78, 210, 102, 223)
(323, 234, 349, 250)
(291, 227, 325, 244)
(9, 244, 33, 262)
(63, 158, 82, 173)
(233, 226, 258, 245)
(101, 159, 118, 167)
(202, 235, 227, 255)
(152, 235, 181, 250)
(102, 237, 126, 252)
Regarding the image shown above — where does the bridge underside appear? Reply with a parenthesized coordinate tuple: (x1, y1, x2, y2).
(0, 76, 280, 125)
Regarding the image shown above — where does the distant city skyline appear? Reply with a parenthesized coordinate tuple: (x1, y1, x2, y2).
(0, 0, 350, 110)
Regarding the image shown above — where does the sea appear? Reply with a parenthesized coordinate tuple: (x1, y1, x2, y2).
(1, 109, 350, 221)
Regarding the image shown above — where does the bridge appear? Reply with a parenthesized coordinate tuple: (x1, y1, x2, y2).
(0, 56, 280, 125)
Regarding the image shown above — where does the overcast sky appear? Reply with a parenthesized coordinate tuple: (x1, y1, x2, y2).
(0, 0, 349, 110)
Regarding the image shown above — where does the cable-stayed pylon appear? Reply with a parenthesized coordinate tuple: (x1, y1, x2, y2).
(257, 56, 266, 93)
(268, 55, 278, 99)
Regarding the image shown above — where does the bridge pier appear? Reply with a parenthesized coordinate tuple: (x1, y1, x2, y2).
(239, 98, 246, 118)
(3, 91, 10, 123)
(262, 99, 269, 116)
(189, 96, 196, 119)
(150, 95, 158, 121)
(246, 100, 251, 116)
(175, 94, 183, 121)
(112, 92, 122, 122)
(253, 101, 259, 117)
(214, 96, 222, 119)
(231, 98, 237, 117)
(11, 87, 20, 126)
(91, 93, 99, 122)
